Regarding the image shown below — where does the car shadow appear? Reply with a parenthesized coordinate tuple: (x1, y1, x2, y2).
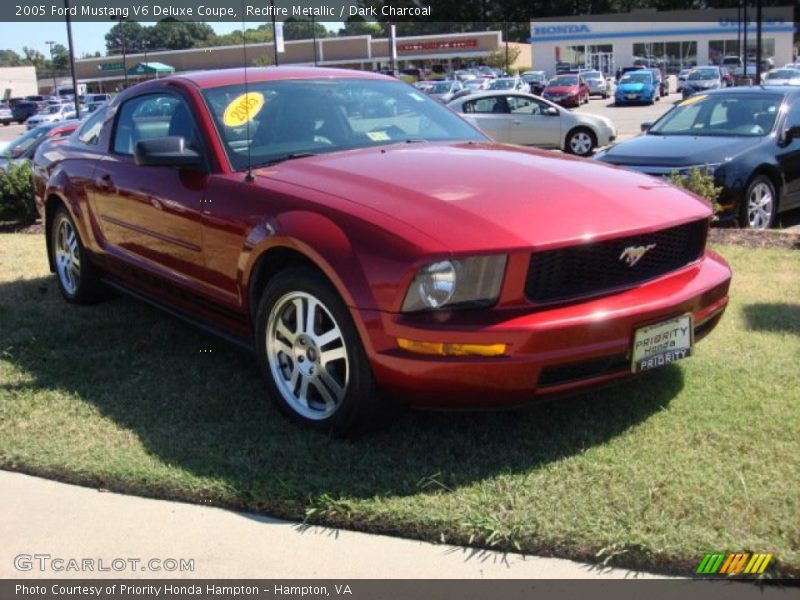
(742, 303, 800, 336)
(0, 274, 685, 506)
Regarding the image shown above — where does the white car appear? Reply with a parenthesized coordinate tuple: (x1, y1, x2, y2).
(762, 68, 800, 86)
(486, 77, 528, 92)
(25, 103, 75, 130)
(447, 91, 617, 157)
(676, 68, 693, 92)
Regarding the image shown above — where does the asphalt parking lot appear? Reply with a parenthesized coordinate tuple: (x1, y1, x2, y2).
(573, 92, 677, 141)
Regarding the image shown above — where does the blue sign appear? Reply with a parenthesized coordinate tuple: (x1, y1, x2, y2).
(533, 24, 591, 36)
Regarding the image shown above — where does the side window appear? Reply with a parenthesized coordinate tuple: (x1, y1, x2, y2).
(463, 97, 508, 114)
(787, 98, 800, 128)
(112, 93, 198, 156)
(508, 96, 541, 115)
(76, 107, 107, 146)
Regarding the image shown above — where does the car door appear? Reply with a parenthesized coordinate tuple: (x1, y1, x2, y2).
(776, 97, 800, 209)
(89, 91, 207, 279)
(460, 96, 511, 142)
(507, 95, 561, 147)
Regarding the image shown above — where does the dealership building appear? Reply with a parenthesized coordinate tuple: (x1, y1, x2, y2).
(66, 31, 530, 93)
(530, 6, 796, 76)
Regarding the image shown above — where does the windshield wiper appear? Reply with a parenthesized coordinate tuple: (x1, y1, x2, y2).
(252, 152, 318, 168)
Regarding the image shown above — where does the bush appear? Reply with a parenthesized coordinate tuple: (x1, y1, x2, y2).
(665, 166, 723, 216)
(0, 161, 36, 224)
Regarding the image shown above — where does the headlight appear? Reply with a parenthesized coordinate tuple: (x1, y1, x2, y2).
(402, 255, 507, 312)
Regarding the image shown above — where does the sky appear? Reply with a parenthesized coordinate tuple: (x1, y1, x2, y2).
(4, 21, 342, 58)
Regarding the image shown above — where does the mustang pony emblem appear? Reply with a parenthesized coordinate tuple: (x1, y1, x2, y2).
(620, 243, 657, 266)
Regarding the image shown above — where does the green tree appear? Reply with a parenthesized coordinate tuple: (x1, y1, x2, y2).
(338, 16, 386, 37)
(50, 43, 69, 74)
(283, 18, 329, 41)
(146, 19, 216, 51)
(0, 49, 22, 67)
(484, 45, 521, 69)
(212, 24, 274, 46)
(21, 47, 48, 71)
(105, 21, 148, 54)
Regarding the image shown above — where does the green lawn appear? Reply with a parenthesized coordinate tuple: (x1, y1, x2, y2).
(1, 233, 798, 577)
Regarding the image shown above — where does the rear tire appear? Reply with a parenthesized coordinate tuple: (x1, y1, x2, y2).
(255, 267, 392, 436)
(566, 127, 596, 157)
(50, 205, 103, 304)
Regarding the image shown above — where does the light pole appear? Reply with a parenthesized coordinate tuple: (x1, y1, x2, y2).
(45, 40, 57, 95)
(111, 16, 129, 88)
(311, 14, 318, 66)
(64, 0, 80, 118)
(270, 0, 279, 66)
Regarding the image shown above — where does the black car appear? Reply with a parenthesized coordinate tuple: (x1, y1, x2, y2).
(520, 71, 547, 95)
(595, 87, 800, 230)
(11, 101, 38, 124)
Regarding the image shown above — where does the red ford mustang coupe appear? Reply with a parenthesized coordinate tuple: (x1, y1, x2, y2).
(33, 67, 731, 435)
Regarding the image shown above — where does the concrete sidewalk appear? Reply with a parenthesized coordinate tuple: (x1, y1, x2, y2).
(0, 470, 668, 579)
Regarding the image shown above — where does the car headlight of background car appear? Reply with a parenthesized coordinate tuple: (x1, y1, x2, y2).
(402, 255, 507, 312)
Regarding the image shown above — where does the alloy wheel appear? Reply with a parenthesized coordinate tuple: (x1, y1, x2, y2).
(266, 291, 349, 420)
(747, 181, 774, 230)
(569, 131, 593, 156)
(54, 216, 81, 295)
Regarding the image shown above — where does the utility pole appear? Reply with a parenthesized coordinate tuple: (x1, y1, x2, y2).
(45, 40, 57, 95)
(755, 0, 763, 84)
(742, 2, 748, 80)
(311, 14, 318, 66)
(64, 0, 80, 118)
(270, 0, 279, 66)
(111, 16, 129, 88)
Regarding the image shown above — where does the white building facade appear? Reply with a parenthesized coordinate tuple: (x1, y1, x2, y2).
(530, 7, 796, 76)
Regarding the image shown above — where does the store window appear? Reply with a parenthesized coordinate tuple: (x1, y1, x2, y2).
(709, 39, 775, 70)
(555, 45, 586, 70)
(632, 41, 697, 73)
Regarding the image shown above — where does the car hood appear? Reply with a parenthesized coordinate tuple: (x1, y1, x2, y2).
(545, 86, 578, 94)
(256, 142, 711, 253)
(597, 134, 761, 167)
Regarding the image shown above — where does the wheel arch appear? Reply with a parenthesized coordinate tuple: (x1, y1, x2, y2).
(44, 191, 72, 273)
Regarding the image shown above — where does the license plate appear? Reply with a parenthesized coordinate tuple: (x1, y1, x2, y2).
(631, 314, 693, 373)
(626, 94, 637, 99)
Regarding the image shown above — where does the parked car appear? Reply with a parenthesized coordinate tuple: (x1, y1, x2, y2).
(11, 101, 39, 124)
(762, 68, 800, 86)
(463, 77, 492, 92)
(580, 70, 610, 99)
(25, 103, 75, 129)
(0, 103, 12, 126)
(682, 67, 725, 99)
(486, 77, 527, 92)
(81, 93, 112, 104)
(542, 74, 590, 107)
(520, 71, 547, 95)
(644, 67, 667, 97)
(596, 87, 800, 230)
(677, 68, 693, 92)
(413, 80, 437, 93)
(0, 120, 79, 174)
(425, 80, 464, 103)
(448, 91, 616, 156)
(33, 67, 731, 434)
(614, 70, 657, 105)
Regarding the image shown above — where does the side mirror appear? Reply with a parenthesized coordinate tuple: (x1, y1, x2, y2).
(544, 106, 560, 116)
(134, 136, 203, 168)
(640, 122, 653, 133)
(781, 124, 800, 146)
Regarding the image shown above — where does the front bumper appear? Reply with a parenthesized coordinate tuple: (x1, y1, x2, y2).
(362, 251, 731, 407)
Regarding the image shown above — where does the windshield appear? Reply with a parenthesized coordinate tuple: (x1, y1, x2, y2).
(202, 78, 487, 171)
(620, 73, 652, 84)
(1, 127, 48, 158)
(649, 94, 781, 137)
(766, 69, 799, 80)
(688, 69, 717, 80)
(549, 76, 577, 86)
(429, 82, 453, 93)
(489, 79, 514, 89)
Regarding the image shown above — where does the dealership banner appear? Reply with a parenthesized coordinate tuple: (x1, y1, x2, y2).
(1, 580, 796, 600)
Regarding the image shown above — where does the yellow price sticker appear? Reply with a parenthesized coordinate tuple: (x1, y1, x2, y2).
(679, 94, 707, 106)
(366, 130, 390, 141)
(222, 92, 264, 127)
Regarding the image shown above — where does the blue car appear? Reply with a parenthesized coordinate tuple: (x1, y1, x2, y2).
(614, 70, 657, 106)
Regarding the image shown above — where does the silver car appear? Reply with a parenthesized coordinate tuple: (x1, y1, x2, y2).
(425, 80, 464, 103)
(447, 91, 617, 156)
(581, 70, 610, 98)
(762, 68, 800, 86)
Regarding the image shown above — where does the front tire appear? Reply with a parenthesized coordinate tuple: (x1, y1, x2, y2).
(566, 127, 596, 157)
(50, 206, 102, 303)
(741, 175, 777, 230)
(255, 267, 389, 436)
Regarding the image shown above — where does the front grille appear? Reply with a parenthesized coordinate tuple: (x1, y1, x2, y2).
(525, 219, 707, 304)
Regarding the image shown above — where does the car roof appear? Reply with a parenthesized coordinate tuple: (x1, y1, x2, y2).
(171, 66, 390, 89)
(688, 86, 800, 98)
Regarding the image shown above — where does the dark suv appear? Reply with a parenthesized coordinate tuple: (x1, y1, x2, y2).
(11, 101, 38, 124)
